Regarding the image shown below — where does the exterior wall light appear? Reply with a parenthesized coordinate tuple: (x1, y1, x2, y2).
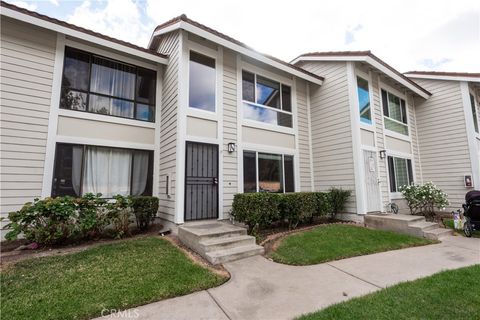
(227, 142, 236, 153)
(379, 150, 386, 159)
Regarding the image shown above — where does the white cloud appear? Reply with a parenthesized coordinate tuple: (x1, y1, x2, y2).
(49, 0, 59, 6)
(10, 1, 37, 11)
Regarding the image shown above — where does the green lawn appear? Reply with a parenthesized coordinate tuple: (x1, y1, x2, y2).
(298, 264, 480, 320)
(271, 224, 434, 265)
(1, 237, 227, 320)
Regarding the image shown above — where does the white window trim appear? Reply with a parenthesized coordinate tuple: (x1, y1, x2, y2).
(186, 43, 220, 119)
(355, 69, 375, 128)
(379, 82, 411, 141)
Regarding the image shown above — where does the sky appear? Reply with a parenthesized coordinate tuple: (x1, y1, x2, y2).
(6, 0, 480, 72)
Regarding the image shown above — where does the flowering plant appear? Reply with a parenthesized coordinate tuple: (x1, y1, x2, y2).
(399, 182, 449, 219)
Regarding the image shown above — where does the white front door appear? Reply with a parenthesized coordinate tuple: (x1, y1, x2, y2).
(363, 150, 381, 212)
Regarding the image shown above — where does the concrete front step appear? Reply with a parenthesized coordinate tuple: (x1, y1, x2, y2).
(205, 244, 265, 265)
(365, 214, 452, 240)
(199, 235, 256, 252)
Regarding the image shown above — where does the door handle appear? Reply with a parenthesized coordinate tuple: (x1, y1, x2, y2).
(213, 177, 218, 185)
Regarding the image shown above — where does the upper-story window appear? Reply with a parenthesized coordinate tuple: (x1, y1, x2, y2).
(60, 47, 156, 122)
(189, 51, 216, 112)
(357, 76, 372, 124)
(242, 71, 292, 128)
(469, 93, 479, 133)
(381, 89, 408, 136)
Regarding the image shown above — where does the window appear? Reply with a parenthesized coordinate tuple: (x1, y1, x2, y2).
(470, 94, 479, 133)
(357, 76, 372, 124)
(52, 143, 153, 197)
(189, 51, 216, 112)
(60, 47, 156, 122)
(382, 89, 408, 135)
(243, 151, 294, 193)
(387, 156, 413, 192)
(242, 71, 292, 128)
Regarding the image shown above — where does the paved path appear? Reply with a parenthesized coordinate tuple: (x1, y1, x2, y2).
(98, 235, 479, 320)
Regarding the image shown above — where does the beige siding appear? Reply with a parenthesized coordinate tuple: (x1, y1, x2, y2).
(0, 18, 56, 222)
(222, 49, 238, 215)
(156, 32, 180, 221)
(299, 61, 356, 212)
(414, 79, 471, 210)
(296, 79, 313, 191)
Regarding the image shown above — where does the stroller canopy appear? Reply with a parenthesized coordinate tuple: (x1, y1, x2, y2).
(465, 190, 480, 203)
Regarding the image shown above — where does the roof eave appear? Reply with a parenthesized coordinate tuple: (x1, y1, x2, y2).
(1, 5, 168, 65)
(293, 55, 431, 99)
(404, 73, 480, 83)
(152, 21, 324, 86)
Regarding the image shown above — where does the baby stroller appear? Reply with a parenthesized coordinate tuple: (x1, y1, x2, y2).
(463, 190, 480, 237)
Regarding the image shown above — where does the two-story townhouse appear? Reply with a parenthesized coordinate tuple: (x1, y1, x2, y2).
(404, 71, 480, 210)
(291, 51, 432, 219)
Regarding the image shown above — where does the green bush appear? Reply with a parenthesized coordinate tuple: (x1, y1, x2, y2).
(107, 195, 133, 238)
(400, 182, 449, 219)
(280, 193, 318, 229)
(316, 192, 332, 218)
(130, 196, 159, 231)
(328, 187, 352, 218)
(76, 193, 108, 238)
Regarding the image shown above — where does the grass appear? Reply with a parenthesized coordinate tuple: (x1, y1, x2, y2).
(298, 264, 480, 320)
(444, 218, 480, 237)
(270, 224, 434, 265)
(1, 237, 227, 320)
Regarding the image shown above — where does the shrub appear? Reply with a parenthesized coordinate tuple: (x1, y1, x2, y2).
(76, 193, 108, 238)
(280, 193, 318, 229)
(107, 195, 133, 238)
(316, 192, 332, 218)
(400, 182, 449, 219)
(129, 196, 159, 231)
(328, 187, 352, 218)
(231, 193, 282, 234)
(5, 196, 79, 245)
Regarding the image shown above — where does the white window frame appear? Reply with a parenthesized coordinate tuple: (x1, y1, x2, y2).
(379, 82, 411, 141)
(186, 41, 220, 120)
(355, 69, 375, 128)
(240, 63, 294, 134)
(242, 149, 295, 193)
(386, 151, 415, 199)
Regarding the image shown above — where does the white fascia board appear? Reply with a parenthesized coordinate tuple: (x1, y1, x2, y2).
(153, 22, 324, 86)
(404, 73, 480, 83)
(290, 55, 366, 64)
(1, 7, 168, 65)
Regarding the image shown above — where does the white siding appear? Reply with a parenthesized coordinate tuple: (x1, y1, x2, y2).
(222, 49, 238, 215)
(156, 32, 180, 221)
(296, 79, 313, 191)
(0, 18, 56, 222)
(299, 61, 356, 212)
(414, 79, 472, 210)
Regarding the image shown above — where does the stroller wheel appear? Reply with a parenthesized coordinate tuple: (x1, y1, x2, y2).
(464, 221, 473, 237)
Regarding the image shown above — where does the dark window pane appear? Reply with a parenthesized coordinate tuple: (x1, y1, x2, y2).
(278, 112, 293, 127)
(189, 51, 216, 112)
(381, 89, 388, 117)
(281, 85, 291, 112)
(136, 68, 156, 105)
(470, 94, 479, 133)
(256, 76, 280, 109)
(90, 56, 136, 100)
(357, 77, 371, 124)
(407, 159, 414, 185)
(387, 156, 396, 192)
(62, 47, 90, 91)
(242, 71, 255, 102)
(258, 153, 283, 193)
(136, 104, 155, 122)
(89, 94, 134, 118)
(52, 144, 83, 197)
(284, 155, 294, 192)
(60, 89, 87, 111)
(400, 99, 407, 124)
(243, 151, 256, 193)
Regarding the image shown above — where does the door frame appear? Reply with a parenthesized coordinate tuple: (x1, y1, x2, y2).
(184, 141, 220, 221)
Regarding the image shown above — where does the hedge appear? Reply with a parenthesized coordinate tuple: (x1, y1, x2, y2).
(231, 191, 343, 235)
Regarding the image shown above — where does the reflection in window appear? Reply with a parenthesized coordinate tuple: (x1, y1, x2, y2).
(470, 94, 479, 133)
(243, 151, 294, 193)
(387, 156, 413, 192)
(243, 103, 292, 127)
(189, 51, 216, 112)
(357, 76, 371, 124)
(382, 89, 408, 135)
(256, 76, 280, 109)
(60, 47, 156, 122)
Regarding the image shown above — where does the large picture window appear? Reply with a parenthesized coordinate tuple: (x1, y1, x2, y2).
(52, 143, 153, 198)
(357, 76, 372, 124)
(60, 47, 156, 122)
(242, 71, 293, 128)
(189, 51, 216, 112)
(382, 89, 408, 135)
(387, 156, 413, 192)
(243, 151, 294, 193)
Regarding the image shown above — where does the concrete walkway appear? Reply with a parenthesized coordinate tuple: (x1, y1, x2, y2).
(98, 235, 479, 320)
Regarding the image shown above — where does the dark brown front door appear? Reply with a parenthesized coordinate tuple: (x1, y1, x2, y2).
(184, 142, 219, 221)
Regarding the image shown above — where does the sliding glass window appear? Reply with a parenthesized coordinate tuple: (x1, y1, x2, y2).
(382, 89, 408, 135)
(60, 47, 156, 122)
(52, 143, 153, 198)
